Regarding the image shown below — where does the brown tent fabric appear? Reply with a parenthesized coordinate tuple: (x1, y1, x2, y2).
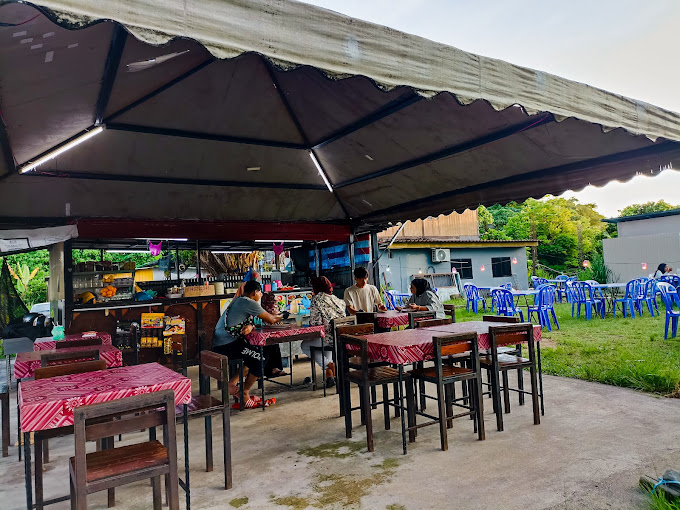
(0, 0, 679, 230)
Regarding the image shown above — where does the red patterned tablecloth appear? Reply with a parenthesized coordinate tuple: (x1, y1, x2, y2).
(19, 363, 191, 432)
(363, 321, 542, 364)
(14, 344, 122, 380)
(246, 324, 325, 346)
(33, 332, 113, 351)
(375, 311, 410, 329)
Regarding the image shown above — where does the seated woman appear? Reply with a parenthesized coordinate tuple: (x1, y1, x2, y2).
(303, 276, 346, 387)
(212, 280, 283, 408)
(401, 277, 445, 318)
(654, 263, 673, 278)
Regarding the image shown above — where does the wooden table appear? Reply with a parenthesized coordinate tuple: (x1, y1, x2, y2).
(361, 321, 542, 364)
(14, 344, 122, 380)
(33, 331, 113, 351)
(247, 324, 325, 409)
(19, 363, 191, 509)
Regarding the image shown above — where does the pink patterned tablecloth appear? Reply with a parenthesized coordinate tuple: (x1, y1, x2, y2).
(247, 324, 325, 346)
(375, 311, 410, 329)
(14, 344, 122, 380)
(363, 321, 542, 364)
(19, 363, 191, 432)
(33, 332, 113, 351)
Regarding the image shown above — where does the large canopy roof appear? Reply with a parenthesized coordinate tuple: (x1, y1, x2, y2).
(1, 0, 680, 232)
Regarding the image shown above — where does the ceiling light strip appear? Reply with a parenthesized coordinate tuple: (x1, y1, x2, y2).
(19, 126, 105, 173)
(309, 151, 333, 192)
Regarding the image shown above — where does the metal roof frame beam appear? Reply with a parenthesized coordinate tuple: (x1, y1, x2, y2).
(106, 123, 307, 150)
(358, 140, 680, 222)
(335, 114, 555, 189)
(311, 92, 423, 150)
(24, 169, 328, 190)
(94, 26, 127, 125)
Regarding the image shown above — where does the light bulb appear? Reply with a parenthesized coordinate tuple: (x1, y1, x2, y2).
(480, 265, 485, 271)
(642, 262, 647, 271)
(512, 257, 518, 264)
(418, 268, 423, 274)
(582, 260, 590, 268)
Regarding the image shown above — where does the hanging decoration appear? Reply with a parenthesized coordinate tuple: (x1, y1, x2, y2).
(148, 240, 162, 256)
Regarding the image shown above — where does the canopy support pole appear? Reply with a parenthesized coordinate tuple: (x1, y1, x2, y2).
(349, 231, 355, 273)
(314, 242, 320, 277)
(370, 232, 380, 287)
(196, 241, 202, 284)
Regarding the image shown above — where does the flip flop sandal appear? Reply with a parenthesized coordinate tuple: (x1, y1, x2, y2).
(231, 396, 262, 410)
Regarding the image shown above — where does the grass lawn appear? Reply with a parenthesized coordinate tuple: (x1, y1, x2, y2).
(447, 298, 680, 395)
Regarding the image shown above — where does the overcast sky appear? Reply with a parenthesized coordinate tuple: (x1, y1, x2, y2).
(301, 0, 680, 217)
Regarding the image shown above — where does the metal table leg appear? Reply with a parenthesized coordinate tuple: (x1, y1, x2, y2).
(24, 431, 32, 510)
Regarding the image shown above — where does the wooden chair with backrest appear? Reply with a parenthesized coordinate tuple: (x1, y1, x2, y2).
(414, 317, 453, 328)
(355, 311, 377, 325)
(482, 315, 524, 404)
(338, 333, 410, 453)
(408, 312, 444, 410)
(0, 381, 8, 457)
(443, 304, 456, 322)
(313, 316, 356, 400)
(170, 336, 232, 495)
(55, 337, 103, 349)
(479, 324, 540, 432)
(69, 389, 180, 510)
(40, 349, 101, 367)
(335, 322, 375, 417)
(406, 332, 484, 451)
(31, 360, 108, 506)
(408, 311, 437, 329)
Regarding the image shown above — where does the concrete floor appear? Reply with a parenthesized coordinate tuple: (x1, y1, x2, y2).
(2, 360, 680, 510)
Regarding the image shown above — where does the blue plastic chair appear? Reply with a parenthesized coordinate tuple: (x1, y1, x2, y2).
(641, 279, 660, 317)
(572, 282, 605, 320)
(463, 284, 486, 314)
(492, 288, 524, 322)
(528, 285, 559, 331)
(564, 279, 578, 308)
(659, 275, 680, 290)
(531, 276, 548, 289)
(613, 280, 638, 318)
(554, 275, 569, 302)
(657, 283, 680, 340)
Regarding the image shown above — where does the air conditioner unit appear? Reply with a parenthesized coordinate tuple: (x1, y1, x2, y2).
(431, 248, 450, 263)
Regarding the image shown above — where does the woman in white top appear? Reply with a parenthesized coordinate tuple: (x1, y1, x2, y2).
(654, 263, 671, 278)
(303, 276, 347, 387)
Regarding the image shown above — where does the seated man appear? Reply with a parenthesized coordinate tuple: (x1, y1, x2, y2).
(343, 266, 386, 315)
(212, 280, 283, 408)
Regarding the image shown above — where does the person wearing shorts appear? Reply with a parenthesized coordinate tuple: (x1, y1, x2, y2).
(212, 280, 283, 406)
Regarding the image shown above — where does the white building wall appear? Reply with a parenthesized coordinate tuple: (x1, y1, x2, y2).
(618, 215, 680, 237)
(603, 233, 680, 281)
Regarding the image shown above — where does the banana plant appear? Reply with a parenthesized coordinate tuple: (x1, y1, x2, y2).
(8, 263, 39, 293)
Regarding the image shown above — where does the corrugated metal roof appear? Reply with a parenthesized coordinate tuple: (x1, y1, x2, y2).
(602, 208, 680, 223)
(379, 236, 538, 247)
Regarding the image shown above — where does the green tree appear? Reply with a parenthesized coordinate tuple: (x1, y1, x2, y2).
(477, 205, 494, 235)
(618, 200, 678, 217)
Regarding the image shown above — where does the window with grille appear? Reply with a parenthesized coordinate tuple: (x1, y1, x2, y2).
(451, 258, 473, 279)
(491, 257, 512, 277)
